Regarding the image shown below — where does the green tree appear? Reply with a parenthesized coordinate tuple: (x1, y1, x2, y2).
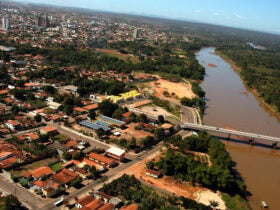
(158, 115, 165, 124)
(88, 110, 96, 120)
(4, 194, 25, 210)
(98, 100, 118, 117)
(42, 85, 57, 94)
(154, 128, 165, 140)
(96, 128, 106, 138)
(137, 113, 147, 123)
(34, 114, 42, 123)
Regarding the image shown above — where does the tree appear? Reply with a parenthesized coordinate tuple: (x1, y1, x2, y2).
(96, 128, 106, 138)
(4, 194, 25, 210)
(98, 100, 118, 117)
(137, 113, 147, 123)
(34, 114, 42, 123)
(88, 110, 96, 120)
(146, 160, 155, 169)
(209, 200, 219, 209)
(112, 108, 125, 120)
(73, 151, 84, 160)
(89, 166, 99, 179)
(42, 85, 56, 94)
(62, 151, 72, 160)
(158, 115, 165, 124)
(70, 177, 82, 188)
(154, 128, 165, 140)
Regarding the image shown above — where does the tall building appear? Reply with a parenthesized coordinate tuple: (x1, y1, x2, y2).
(37, 15, 43, 27)
(2, 16, 9, 31)
(133, 29, 139, 39)
(45, 14, 50, 28)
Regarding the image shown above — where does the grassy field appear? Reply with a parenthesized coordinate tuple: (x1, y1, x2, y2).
(95, 48, 140, 63)
(11, 157, 58, 177)
(222, 193, 252, 210)
(49, 162, 64, 172)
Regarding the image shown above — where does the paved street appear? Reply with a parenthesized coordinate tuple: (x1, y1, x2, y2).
(41, 143, 163, 210)
(0, 174, 46, 209)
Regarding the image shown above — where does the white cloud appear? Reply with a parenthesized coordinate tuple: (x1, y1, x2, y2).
(213, 12, 219, 16)
(235, 13, 246, 20)
(194, 10, 201, 13)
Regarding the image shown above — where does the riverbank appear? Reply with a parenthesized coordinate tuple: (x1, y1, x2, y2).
(215, 50, 280, 121)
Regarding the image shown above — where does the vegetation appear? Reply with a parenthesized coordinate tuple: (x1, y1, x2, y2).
(217, 46, 280, 112)
(101, 174, 210, 210)
(160, 132, 247, 194)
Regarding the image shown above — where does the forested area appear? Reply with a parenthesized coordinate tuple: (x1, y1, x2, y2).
(153, 132, 247, 194)
(102, 174, 210, 210)
(218, 46, 280, 112)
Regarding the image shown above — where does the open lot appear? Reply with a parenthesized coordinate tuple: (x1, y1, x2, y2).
(10, 157, 58, 177)
(111, 122, 153, 140)
(137, 104, 177, 119)
(95, 48, 139, 63)
(147, 78, 196, 102)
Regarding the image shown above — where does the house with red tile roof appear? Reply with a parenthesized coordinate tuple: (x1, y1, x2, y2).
(0, 157, 17, 169)
(120, 204, 138, 210)
(82, 158, 105, 172)
(98, 203, 114, 210)
(0, 152, 13, 161)
(24, 166, 54, 180)
(75, 195, 104, 210)
(40, 126, 58, 135)
(88, 153, 117, 168)
(33, 179, 60, 197)
(83, 103, 99, 111)
(5, 120, 21, 131)
(52, 168, 79, 187)
(74, 107, 88, 114)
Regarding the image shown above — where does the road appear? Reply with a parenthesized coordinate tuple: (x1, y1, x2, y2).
(0, 173, 45, 209)
(41, 144, 163, 210)
(181, 122, 280, 143)
(51, 123, 137, 160)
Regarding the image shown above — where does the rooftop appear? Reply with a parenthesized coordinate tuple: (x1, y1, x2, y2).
(106, 147, 125, 157)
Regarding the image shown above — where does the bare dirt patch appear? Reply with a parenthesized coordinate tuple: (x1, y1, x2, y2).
(111, 122, 153, 141)
(137, 105, 176, 118)
(148, 78, 196, 102)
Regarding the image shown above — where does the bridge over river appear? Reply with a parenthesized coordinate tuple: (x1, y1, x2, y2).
(181, 122, 280, 146)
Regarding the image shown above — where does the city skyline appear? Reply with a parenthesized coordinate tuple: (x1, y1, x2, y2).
(15, 0, 280, 34)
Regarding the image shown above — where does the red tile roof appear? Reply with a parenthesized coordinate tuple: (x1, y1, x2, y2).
(83, 104, 98, 111)
(52, 168, 78, 184)
(122, 112, 132, 119)
(25, 166, 53, 179)
(120, 204, 138, 210)
(74, 107, 88, 113)
(7, 120, 20, 126)
(82, 199, 104, 210)
(82, 158, 104, 171)
(89, 153, 117, 167)
(41, 126, 57, 133)
(98, 203, 114, 210)
(0, 157, 17, 169)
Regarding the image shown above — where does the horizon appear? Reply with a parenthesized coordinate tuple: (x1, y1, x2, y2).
(12, 0, 280, 35)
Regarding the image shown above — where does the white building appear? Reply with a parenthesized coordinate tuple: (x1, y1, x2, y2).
(2, 16, 9, 30)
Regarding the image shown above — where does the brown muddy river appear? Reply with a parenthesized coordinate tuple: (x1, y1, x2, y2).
(196, 47, 280, 210)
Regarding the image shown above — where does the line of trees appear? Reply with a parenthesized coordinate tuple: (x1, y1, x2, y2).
(101, 174, 210, 210)
(158, 132, 247, 194)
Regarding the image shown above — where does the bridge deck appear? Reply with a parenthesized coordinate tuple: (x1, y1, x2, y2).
(181, 122, 280, 143)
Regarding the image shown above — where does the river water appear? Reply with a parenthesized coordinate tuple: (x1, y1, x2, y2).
(196, 47, 280, 210)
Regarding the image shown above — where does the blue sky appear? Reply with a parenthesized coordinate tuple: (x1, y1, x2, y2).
(17, 0, 280, 34)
